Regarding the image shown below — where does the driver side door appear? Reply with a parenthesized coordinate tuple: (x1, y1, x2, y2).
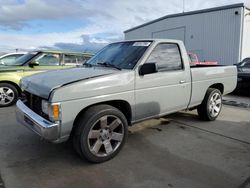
(135, 43, 191, 120)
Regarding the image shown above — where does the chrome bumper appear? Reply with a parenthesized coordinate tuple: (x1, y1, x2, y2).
(16, 100, 60, 141)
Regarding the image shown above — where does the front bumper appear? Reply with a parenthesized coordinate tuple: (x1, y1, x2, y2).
(16, 100, 60, 141)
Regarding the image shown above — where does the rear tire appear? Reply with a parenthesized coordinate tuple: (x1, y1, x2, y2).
(197, 88, 222, 121)
(73, 105, 128, 163)
(0, 83, 19, 107)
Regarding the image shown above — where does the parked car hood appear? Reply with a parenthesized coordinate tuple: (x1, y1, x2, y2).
(21, 67, 119, 99)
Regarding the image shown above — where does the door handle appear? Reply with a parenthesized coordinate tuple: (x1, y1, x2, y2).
(179, 80, 186, 84)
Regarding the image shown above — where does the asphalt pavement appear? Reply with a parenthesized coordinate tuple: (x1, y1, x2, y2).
(0, 101, 249, 188)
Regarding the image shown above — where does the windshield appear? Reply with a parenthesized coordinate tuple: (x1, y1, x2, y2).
(240, 58, 250, 66)
(87, 41, 151, 70)
(8, 52, 38, 66)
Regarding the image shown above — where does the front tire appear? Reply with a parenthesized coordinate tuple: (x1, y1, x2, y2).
(73, 105, 128, 163)
(197, 88, 222, 121)
(0, 83, 19, 107)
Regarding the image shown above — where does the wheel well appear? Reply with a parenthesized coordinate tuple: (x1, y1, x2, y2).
(72, 100, 132, 132)
(104, 100, 132, 125)
(0, 81, 21, 95)
(209, 83, 224, 94)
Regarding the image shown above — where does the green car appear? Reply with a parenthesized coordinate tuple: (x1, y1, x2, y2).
(0, 50, 93, 107)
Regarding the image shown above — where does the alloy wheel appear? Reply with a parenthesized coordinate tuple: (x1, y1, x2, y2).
(87, 115, 124, 157)
(208, 92, 222, 118)
(0, 87, 15, 106)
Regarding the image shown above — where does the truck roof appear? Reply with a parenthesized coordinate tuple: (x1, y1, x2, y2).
(117, 39, 184, 44)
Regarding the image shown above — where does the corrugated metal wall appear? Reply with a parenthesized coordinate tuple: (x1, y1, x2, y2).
(125, 7, 243, 65)
(241, 8, 250, 60)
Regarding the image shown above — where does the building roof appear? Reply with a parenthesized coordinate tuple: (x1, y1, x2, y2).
(124, 3, 249, 33)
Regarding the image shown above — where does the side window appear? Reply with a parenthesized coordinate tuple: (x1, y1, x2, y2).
(241, 58, 250, 67)
(146, 43, 183, 71)
(0, 56, 17, 64)
(13, 54, 24, 59)
(244, 61, 250, 68)
(36, 53, 60, 66)
(64, 55, 88, 65)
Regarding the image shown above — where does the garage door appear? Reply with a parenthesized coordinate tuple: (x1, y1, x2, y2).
(152, 27, 186, 44)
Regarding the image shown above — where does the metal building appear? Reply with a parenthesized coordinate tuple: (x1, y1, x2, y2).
(124, 3, 250, 65)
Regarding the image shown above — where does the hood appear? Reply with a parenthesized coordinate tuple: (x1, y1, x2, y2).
(21, 67, 119, 99)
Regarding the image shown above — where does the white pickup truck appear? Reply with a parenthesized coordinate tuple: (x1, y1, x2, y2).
(16, 39, 237, 163)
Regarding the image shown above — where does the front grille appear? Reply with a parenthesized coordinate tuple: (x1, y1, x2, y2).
(23, 91, 49, 120)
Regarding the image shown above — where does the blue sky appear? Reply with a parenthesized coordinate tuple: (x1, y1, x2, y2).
(0, 0, 249, 52)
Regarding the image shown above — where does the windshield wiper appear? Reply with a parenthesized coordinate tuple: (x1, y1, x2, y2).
(97, 62, 121, 70)
(82, 63, 93, 67)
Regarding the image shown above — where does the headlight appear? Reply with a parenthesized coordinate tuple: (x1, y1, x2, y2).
(19, 79, 26, 91)
(41, 100, 61, 122)
(41, 100, 49, 115)
(19, 80, 23, 90)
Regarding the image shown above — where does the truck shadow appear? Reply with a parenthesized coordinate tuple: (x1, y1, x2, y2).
(5, 110, 250, 167)
(1, 109, 250, 188)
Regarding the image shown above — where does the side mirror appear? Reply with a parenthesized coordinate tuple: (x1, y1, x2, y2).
(29, 61, 39, 68)
(139, 63, 158, 76)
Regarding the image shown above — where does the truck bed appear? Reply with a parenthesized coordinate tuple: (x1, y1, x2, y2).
(189, 65, 237, 108)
